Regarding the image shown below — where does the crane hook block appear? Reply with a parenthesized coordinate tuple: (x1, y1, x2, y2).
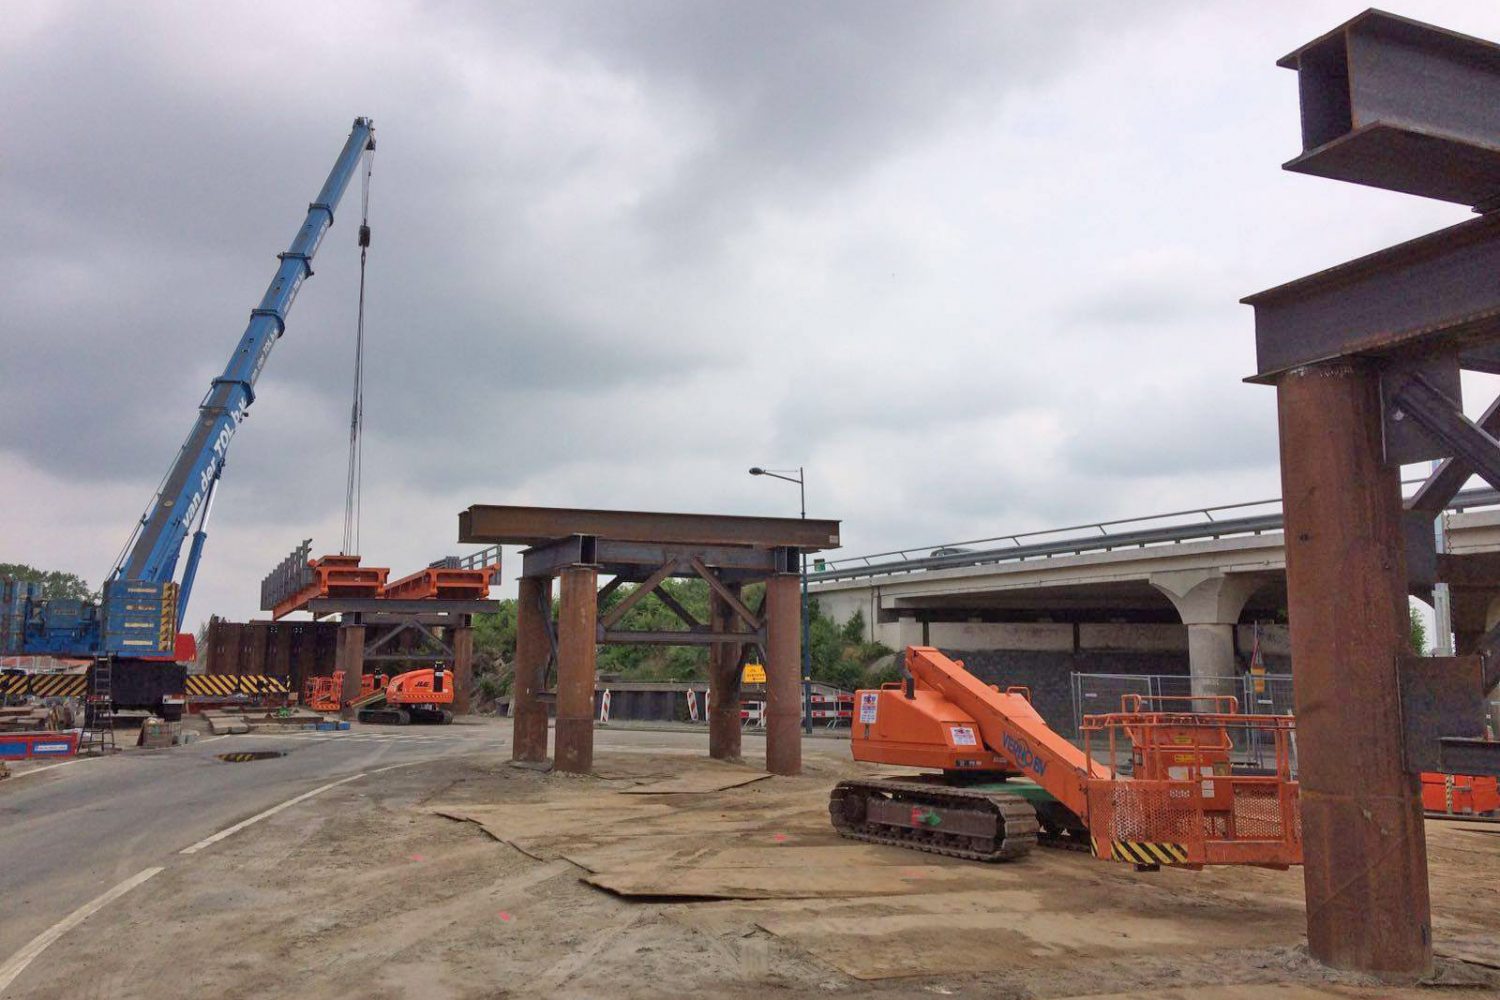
(358, 224, 371, 248)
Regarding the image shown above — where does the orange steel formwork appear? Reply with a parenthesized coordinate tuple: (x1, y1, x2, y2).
(273, 555, 389, 620)
(380, 566, 495, 601)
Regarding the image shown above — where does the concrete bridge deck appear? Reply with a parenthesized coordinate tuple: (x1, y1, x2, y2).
(812, 488, 1500, 693)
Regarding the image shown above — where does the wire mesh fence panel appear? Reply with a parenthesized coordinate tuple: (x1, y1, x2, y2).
(1245, 674, 1296, 716)
(1245, 674, 1298, 774)
(1149, 673, 1243, 705)
(1072, 671, 1298, 777)
(1072, 673, 1152, 731)
(1072, 673, 1152, 768)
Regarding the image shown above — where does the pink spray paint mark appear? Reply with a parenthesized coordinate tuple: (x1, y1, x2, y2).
(773, 833, 788, 843)
(410, 854, 426, 862)
(499, 911, 513, 922)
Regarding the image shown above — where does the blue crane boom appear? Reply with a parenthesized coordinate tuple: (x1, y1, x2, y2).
(120, 117, 376, 593)
(0, 118, 375, 673)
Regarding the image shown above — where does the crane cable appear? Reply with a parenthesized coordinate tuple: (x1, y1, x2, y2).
(341, 150, 373, 556)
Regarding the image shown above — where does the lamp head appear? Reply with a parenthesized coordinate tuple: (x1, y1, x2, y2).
(748, 467, 766, 476)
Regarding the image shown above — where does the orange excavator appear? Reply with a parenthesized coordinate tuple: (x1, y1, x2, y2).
(831, 647, 1302, 869)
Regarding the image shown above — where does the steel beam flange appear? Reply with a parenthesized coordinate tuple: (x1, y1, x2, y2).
(1278, 10, 1500, 207)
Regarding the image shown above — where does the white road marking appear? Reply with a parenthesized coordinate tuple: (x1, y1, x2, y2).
(1, 758, 86, 782)
(0, 749, 457, 991)
(180, 756, 449, 855)
(0, 866, 163, 993)
(178, 774, 369, 855)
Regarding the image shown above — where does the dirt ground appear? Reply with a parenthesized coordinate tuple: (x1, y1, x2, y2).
(19, 748, 1500, 999)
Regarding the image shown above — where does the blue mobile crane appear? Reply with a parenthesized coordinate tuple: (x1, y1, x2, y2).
(0, 118, 376, 712)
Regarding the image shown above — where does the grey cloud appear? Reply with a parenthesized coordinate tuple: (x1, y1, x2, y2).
(10, 0, 1498, 626)
(479, 2, 1184, 254)
(1061, 378, 1279, 479)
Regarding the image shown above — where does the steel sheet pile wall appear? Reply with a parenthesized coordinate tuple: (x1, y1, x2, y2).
(201, 617, 339, 692)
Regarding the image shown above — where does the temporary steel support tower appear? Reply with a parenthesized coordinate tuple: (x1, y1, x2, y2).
(459, 505, 841, 776)
(1244, 10, 1500, 977)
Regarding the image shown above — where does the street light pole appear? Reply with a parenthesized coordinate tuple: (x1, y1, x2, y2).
(749, 466, 814, 734)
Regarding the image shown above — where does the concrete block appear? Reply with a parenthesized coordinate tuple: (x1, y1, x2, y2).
(206, 715, 250, 735)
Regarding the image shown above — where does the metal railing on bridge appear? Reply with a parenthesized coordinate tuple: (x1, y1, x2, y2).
(812, 485, 1500, 583)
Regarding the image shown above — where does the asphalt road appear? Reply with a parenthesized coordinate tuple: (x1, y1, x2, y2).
(0, 722, 508, 964)
(0, 718, 832, 983)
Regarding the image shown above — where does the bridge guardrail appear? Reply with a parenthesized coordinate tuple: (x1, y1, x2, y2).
(813, 486, 1500, 583)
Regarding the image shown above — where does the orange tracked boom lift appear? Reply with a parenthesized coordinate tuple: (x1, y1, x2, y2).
(303, 670, 387, 713)
(355, 666, 454, 725)
(831, 647, 1302, 868)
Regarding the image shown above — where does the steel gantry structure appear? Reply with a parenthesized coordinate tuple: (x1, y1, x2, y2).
(458, 504, 841, 776)
(1244, 9, 1500, 978)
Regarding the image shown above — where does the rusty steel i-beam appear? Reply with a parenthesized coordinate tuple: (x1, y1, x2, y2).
(1247, 8, 1500, 978)
(460, 503, 840, 777)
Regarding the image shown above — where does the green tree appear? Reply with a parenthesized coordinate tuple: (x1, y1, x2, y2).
(474, 581, 895, 691)
(840, 609, 867, 644)
(594, 578, 716, 680)
(473, 598, 519, 666)
(1409, 602, 1429, 656)
(806, 599, 894, 692)
(0, 563, 98, 602)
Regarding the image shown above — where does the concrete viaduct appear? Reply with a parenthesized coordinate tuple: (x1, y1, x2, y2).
(811, 490, 1500, 699)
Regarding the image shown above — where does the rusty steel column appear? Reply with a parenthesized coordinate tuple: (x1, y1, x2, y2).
(1277, 362, 1432, 977)
(555, 565, 599, 774)
(708, 587, 744, 760)
(335, 623, 365, 719)
(450, 624, 473, 716)
(512, 576, 552, 763)
(763, 573, 802, 776)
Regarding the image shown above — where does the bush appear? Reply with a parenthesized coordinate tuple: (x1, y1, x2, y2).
(476, 674, 506, 702)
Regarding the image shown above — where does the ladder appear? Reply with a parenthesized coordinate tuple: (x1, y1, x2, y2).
(80, 657, 116, 755)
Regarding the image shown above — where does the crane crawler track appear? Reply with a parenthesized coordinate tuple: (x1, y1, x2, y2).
(829, 779, 1039, 862)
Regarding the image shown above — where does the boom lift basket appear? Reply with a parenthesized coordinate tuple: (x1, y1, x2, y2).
(1081, 695, 1301, 867)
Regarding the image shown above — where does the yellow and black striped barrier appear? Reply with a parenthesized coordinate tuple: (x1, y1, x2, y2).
(1097, 837, 1190, 865)
(0, 673, 88, 698)
(216, 750, 285, 763)
(185, 674, 290, 697)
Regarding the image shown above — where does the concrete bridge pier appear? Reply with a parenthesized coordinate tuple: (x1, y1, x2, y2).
(1150, 570, 1265, 702)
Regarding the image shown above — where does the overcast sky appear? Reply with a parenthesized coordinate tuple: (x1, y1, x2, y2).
(5, 1, 1500, 627)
